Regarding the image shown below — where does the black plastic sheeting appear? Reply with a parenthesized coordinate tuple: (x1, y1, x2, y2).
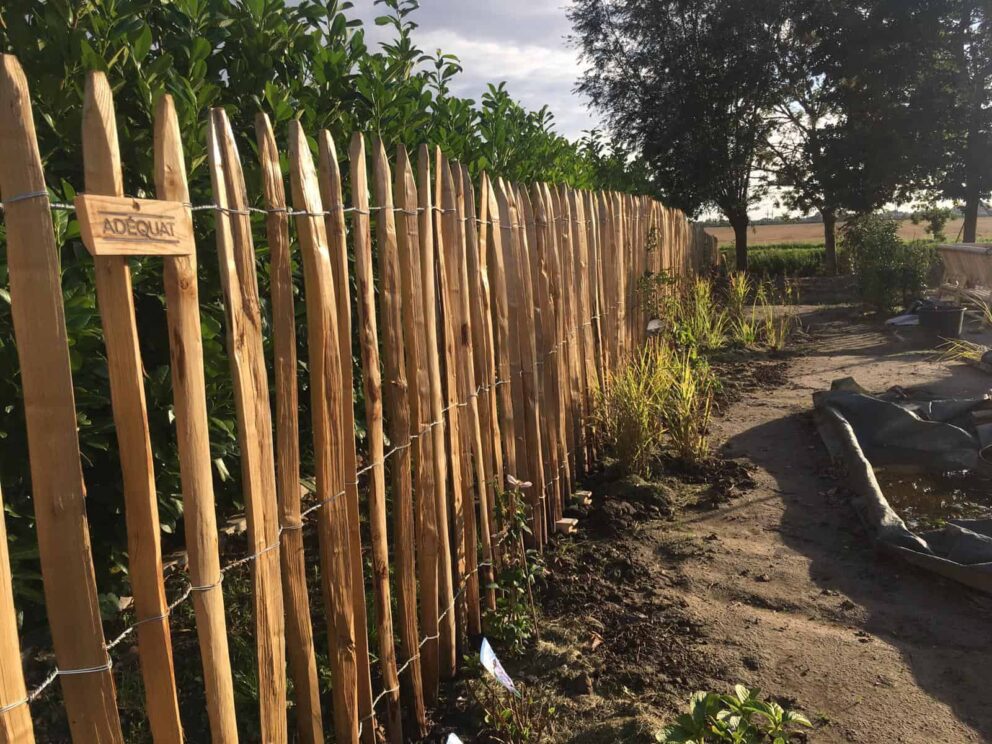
(814, 378, 992, 594)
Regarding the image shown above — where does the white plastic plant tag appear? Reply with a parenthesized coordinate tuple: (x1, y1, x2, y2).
(480, 637, 519, 695)
(446, 735, 464, 744)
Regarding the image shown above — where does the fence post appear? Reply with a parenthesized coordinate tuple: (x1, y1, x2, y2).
(349, 132, 404, 743)
(288, 121, 360, 744)
(206, 109, 288, 744)
(451, 164, 488, 634)
(0, 483, 33, 743)
(435, 153, 471, 643)
(484, 174, 517, 487)
(0, 54, 124, 743)
(255, 113, 324, 744)
(418, 145, 458, 679)
(153, 93, 240, 743)
(394, 145, 442, 706)
(463, 167, 499, 611)
(79, 72, 183, 743)
(372, 138, 428, 735)
(514, 187, 549, 547)
(315, 131, 376, 741)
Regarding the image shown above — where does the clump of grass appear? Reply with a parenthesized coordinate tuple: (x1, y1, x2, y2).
(662, 351, 716, 464)
(724, 271, 751, 319)
(670, 278, 729, 350)
(732, 311, 760, 347)
(595, 342, 673, 476)
(596, 342, 717, 474)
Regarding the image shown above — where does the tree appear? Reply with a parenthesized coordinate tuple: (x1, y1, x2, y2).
(933, 0, 991, 242)
(570, 0, 783, 271)
(757, 12, 847, 274)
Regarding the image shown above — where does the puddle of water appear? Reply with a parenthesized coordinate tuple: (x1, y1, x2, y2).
(873, 469, 992, 531)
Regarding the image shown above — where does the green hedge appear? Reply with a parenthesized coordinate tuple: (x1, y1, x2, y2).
(722, 243, 826, 275)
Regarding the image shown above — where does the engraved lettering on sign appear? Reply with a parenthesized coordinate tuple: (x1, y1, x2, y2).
(99, 211, 179, 244)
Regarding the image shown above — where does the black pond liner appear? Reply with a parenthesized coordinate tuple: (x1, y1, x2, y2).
(813, 379, 992, 594)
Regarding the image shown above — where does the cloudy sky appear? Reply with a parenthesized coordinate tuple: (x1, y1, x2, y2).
(345, 0, 604, 141)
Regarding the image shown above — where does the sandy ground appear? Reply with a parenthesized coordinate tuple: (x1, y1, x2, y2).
(707, 217, 992, 246)
(683, 289, 992, 742)
(437, 278, 992, 743)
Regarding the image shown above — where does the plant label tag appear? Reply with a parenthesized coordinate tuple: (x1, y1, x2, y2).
(76, 194, 195, 257)
(480, 637, 518, 696)
(446, 735, 464, 744)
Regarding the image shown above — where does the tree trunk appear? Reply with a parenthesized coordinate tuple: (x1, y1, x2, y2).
(822, 208, 838, 275)
(962, 180, 979, 243)
(729, 212, 748, 272)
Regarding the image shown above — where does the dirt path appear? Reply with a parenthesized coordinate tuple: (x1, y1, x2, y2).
(673, 302, 992, 743)
(435, 286, 992, 743)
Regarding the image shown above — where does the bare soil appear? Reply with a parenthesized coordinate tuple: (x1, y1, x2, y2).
(436, 276, 992, 743)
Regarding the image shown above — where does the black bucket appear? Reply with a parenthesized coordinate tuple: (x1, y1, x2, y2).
(918, 304, 965, 340)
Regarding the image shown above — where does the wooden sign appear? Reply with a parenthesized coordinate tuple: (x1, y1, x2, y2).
(75, 194, 194, 257)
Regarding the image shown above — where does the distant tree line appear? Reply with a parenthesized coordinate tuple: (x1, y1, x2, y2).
(570, 0, 992, 272)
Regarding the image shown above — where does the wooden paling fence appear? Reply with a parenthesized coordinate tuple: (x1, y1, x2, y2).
(0, 53, 712, 743)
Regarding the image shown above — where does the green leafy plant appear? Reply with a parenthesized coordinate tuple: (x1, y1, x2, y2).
(485, 479, 543, 655)
(657, 686, 811, 743)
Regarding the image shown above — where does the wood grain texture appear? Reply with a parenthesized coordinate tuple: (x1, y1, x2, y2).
(288, 121, 359, 744)
(154, 93, 239, 743)
(315, 130, 376, 743)
(372, 139, 428, 736)
(0, 54, 124, 744)
(255, 112, 324, 744)
(207, 109, 287, 744)
(395, 145, 442, 705)
(348, 132, 403, 743)
(435, 153, 470, 643)
(418, 144, 457, 679)
(0, 484, 33, 744)
(82, 71, 182, 744)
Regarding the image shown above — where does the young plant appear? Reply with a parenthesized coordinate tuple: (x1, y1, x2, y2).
(657, 685, 811, 743)
(485, 478, 543, 654)
(466, 665, 557, 744)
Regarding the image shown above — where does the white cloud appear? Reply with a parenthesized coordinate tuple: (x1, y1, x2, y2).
(346, 0, 603, 139)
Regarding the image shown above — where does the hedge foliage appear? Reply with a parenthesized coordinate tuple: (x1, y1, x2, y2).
(0, 0, 657, 622)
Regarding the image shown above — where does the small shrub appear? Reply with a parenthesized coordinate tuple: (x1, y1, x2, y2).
(842, 214, 938, 311)
(657, 685, 811, 743)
